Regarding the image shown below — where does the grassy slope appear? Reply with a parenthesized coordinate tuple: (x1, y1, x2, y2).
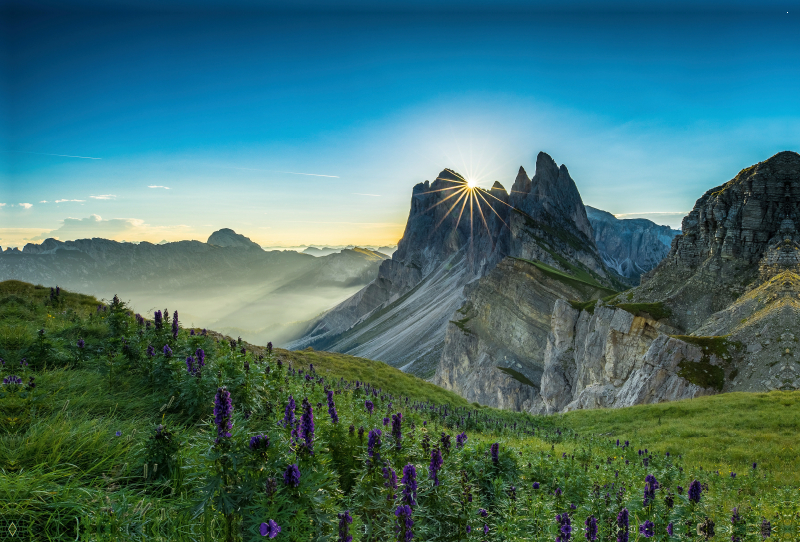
(559, 392, 800, 485)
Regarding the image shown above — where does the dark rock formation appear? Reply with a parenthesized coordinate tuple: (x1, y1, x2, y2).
(207, 228, 263, 249)
(586, 206, 680, 282)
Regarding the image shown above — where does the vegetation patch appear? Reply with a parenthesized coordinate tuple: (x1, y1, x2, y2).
(568, 299, 599, 314)
(670, 334, 742, 360)
(449, 316, 474, 336)
(613, 302, 672, 321)
(676, 358, 726, 391)
(495, 366, 536, 387)
(515, 258, 617, 298)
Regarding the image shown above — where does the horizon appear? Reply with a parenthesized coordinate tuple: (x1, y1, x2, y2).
(2, 3, 799, 247)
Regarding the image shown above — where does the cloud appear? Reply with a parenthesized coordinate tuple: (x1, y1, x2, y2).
(148, 185, 170, 189)
(55, 199, 85, 203)
(11, 150, 101, 160)
(27, 214, 193, 243)
(90, 195, 116, 200)
(19, 203, 33, 209)
(39, 200, 48, 203)
(0, 203, 6, 207)
(231, 166, 339, 178)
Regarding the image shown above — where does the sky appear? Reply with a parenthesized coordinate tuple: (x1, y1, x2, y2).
(1, 2, 799, 248)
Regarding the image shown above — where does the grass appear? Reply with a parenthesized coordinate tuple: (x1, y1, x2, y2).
(514, 258, 617, 298)
(559, 391, 800, 485)
(495, 366, 536, 387)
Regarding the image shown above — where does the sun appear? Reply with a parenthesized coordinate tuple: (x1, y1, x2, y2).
(466, 178, 478, 189)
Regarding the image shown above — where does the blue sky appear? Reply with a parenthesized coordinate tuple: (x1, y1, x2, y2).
(1, 3, 798, 247)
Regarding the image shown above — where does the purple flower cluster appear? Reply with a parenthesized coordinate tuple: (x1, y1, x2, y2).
(172, 310, 179, 339)
(401, 464, 417, 506)
(195, 348, 205, 367)
(213, 387, 233, 443)
(643, 474, 659, 506)
(154, 310, 163, 330)
(2, 375, 22, 385)
(429, 447, 444, 486)
(616, 508, 629, 542)
(365, 400, 374, 415)
(639, 520, 654, 538)
(395, 505, 413, 542)
(383, 467, 398, 499)
(584, 515, 598, 541)
(77, 338, 85, 349)
(299, 397, 315, 454)
(283, 395, 296, 428)
(249, 434, 270, 455)
(259, 519, 281, 538)
(368, 429, 382, 459)
(146, 345, 155, 357)
(391, 412, 403, 450)
(456, 432, 467, 448)
(491, 442, 499, 464)
(556, 513, 572, 542)
(327, 389, 339, 424)
(688, 480, 702, 503)
(163, 344, 172, 357)
(337, 510, 353, 542)
(283, 463, 301, 488)
(185, 356, 197, 375)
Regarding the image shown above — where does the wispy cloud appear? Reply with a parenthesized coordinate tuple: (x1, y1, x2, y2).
(19, 203, 34, 209)
(39, 200, 48, 203)
(55, 199, 85, 203)
(0, 203, 6, 207)
(90, 195, 117, 200)
(232, 166, 339, 178)
(353, 193, 381, 197)
(6, 150, 102, 160)
(148, 185, 170, 189)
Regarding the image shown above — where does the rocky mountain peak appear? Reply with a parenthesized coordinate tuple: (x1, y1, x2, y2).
(510, 166, 530, 196)
(207, 228, 262, 250)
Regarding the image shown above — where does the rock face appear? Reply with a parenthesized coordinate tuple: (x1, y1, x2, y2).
(292, 153, 620, 376)
(207, 228, 263, 249)
(586, 206, 681, 283)
(634, 151, 800, 331)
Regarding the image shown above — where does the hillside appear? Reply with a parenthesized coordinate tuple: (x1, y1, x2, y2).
(1, 279, 797, 541)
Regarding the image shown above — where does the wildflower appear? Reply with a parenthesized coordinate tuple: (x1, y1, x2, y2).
(752, 462, 757, 470)
(383, 417, 390, 426)
(484, 524, 489, 535)
(147, 345, 155, 357)
(479, 509, 488, 517)
(395, 504, 413, 542)
(172, 310, 179, 338)
(367, 429, 382, 459)
(667, 522, 673, 536)
(491, 442, 499, 464)
(259, 519, 281, 538)
(643, 474, 659, 506)
(3, 375, 22, 385)
(466, 525, 471, 534)
(337, 510, 353, 542)
(163, 344, 172, 357)
(400, 463, 417, 506)
(639, 520, 654, 538)
(283, 395, 296, 428)
(195, 348, 205, 366)
(429, 447, 444, 486)
(154, 310, 162, 329)
(456, 432, 467, 448)
(391, 412, 402, 450)
(554, 487, 563, 498)
(616, 508, 629, 542)
(249, 434, 270, 455)
(327, 389, 339, 424)
(115, 430, 122, 437)
(358, 426, 365, 440)
(213, 387, 233, 443)
(77, 338, 85, 349)
(365, 400, 374, 414)
(585, 515, 598, 541)
(731, 472, 737, 478)
(760, 518, 772, 538)
(533, 481, 540, 489)
(731, 507, 742, 525)
(556, 513, 572, 542)
(570, 503, 577, 510)
(186, 356, 196, 375)
(677, 485, 684, 495)
(688, 480, 702, 503)
(283, 463, 301, 488)
(299, 398, 315, 453)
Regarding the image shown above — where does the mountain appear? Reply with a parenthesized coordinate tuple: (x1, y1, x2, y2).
(0, 229, 389, 346)
(585, 206, 681, 283)
(292, 153, 621, 383)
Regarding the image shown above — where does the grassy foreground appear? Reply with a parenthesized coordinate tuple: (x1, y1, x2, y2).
(1, 279, 798, 541)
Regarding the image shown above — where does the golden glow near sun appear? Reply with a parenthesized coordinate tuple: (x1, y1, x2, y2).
(467, 178, 478, 189)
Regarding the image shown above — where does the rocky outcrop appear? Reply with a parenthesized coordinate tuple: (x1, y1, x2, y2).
(207, 228, 263, 249)
(586, 206, 681, 282)
(293, 152, 620, 376)
(539, 300, 715, 413)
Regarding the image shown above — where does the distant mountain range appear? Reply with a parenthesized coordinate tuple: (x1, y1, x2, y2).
(303, 245, 396, 257)
(0, 230, 389, 346)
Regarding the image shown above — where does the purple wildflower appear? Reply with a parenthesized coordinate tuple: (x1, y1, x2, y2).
(172, 310, 179, 339)
(731, 472, 737, 478)
(213, 387, 233, 443)
(395, 505, 413, 542)
(639, 520, 654, 538)
(688, 480, 702, 503)
(195, 348, 205, 366)
(337, 510, 353, 542)
(367, 429, 382, 459)
(643, 474, 659, 506)
(77, 338, 85, 349)
(186, 356, 196, 375)
(533, 481, 540, 489)
(479, 509, 488, 517)
(162, 344, 172, 357)
(429, 447, 443, 486)
(491, 442, 499, 464)
(391, 412, 402, 450)
(484, 524, 489, 535)
(456, 432, 467, 448)
(299, 397, 315, 453)
(146, 345, 155, 357)
(383, 417, 390, 426)
(760, 518, 772, 538)
(365, 400, 374, 414)
(154, 310, 162, 330)
(283, 395, 296, 428)
(401, 464, 417, 506)
(259, 519, 281, 538)
(249, 434, 270, 455)
(556, 513, 572, 542)
(667, 522, 673, 536)
(383, 467, 398, 500)
(327, 389, 339, 424)
(616, 508, 629, 542)
(585, 515, 598, 541)
(2, 375, 22, 385)
(283, 463, 301, 488)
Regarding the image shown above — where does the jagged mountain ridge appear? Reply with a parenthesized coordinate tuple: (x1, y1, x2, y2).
(1, 230, 389, 346)
(585, 206, 681, 282)
(292, 152, 620, 376)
